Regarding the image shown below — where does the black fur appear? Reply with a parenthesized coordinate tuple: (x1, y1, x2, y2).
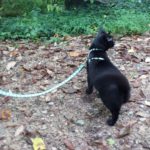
(86, 29, 130, 126)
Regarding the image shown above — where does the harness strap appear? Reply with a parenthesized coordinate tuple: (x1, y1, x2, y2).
(88, 57, 104, 63)
(88, 48, 104, 63)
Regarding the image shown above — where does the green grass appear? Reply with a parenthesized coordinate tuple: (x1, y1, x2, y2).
(0, 2, 150, 40)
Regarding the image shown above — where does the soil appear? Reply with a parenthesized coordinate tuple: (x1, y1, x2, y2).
(0, 34, 150, 150)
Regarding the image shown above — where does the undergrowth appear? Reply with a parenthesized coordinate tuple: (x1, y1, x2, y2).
(0, 2, 150, 40)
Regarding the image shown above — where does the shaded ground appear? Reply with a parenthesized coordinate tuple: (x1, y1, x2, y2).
(0, 34, 150, 150)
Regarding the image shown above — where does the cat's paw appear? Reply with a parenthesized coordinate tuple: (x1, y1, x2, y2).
(106, 117, 116, 126)
(86, 88, 93, 94)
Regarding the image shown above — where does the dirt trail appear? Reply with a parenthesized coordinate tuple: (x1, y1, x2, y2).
(0, 34, 150, 150)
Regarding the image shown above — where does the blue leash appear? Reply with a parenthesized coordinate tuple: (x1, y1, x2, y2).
(0, 63, 85, 98)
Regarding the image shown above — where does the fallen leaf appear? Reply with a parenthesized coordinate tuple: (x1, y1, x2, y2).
(144, 101, 150, 107)
(64, 139, 75, 150)
(9, 50, 19, 57)
(127, 120, 137, 126)
(6, 61, 16, 70)
(91, 140, 108, 150)
(68, 51, 80, 57)
(145, 57, 150, 63)
(7, 46, 15, 51)
(15, 125, 25, 137)
(46, 69, 54, 77)
(31, 137, 46, 150)
(128, 47, 135, 53)
(117, 125, 130, 138)
(132, 80, 140, 88)
(0, 109, 11, 120)
(34, 64, 45, 70)
(24, 127, 41, 138)
(6, 123, 18, 128)
(139, 90, 146, 98)
(139, 75, 147, 79)
(28, 51, 36, 55)
(130, 55, 140, 63)
(21, 65, 31, 72)
(62, 87, 78, 94)
(136, 112, 149, 118)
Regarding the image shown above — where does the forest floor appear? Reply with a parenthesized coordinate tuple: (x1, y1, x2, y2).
(0, 33, 150, 150)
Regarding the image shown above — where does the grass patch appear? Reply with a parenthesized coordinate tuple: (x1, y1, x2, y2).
(0, 2, 150, 40)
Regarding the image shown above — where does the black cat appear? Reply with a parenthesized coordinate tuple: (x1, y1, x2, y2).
(86, 29, 130, 126)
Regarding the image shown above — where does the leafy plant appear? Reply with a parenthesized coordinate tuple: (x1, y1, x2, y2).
(0, 1, 149, 40)
(0, 0, 64, 16)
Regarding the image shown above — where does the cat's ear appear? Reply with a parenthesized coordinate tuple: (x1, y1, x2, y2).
(96, 27, 107, 38)
(98, 27, 106, 35)
(108, 31, 111, 35)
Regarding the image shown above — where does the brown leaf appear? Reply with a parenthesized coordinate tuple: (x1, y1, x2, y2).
(24, 127, 41, 139)
(130, 55, 140, 63)
(6, 61, 16, 70)
(21, 65, 32, 72)
(128, 47, 135, 53)
(117, 125, 130, 138)
(139, 90, 146, 98)
(6, 123, 18, 128)
(136, 111, 149, 118)
(68, 51, 81, 57)
(62, 86, 78, 94)
(64, 139, 75, 150)
(0, 109, 11, 120)
(46, 69, 54, 77)
(126, 120, 137, 126)
(28, 51, 36, 55)
(34, 64, 45, 70)
(9, 50, 19, 57)
(132, 80, 140, 88)
(15, 125, 25, 137)
(63, 35, 73, 41)
(90, 140, 108, 150)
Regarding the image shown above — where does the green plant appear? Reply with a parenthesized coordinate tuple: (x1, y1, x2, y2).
(0, 1, 149, 40)
(0, 0, 64, 16)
